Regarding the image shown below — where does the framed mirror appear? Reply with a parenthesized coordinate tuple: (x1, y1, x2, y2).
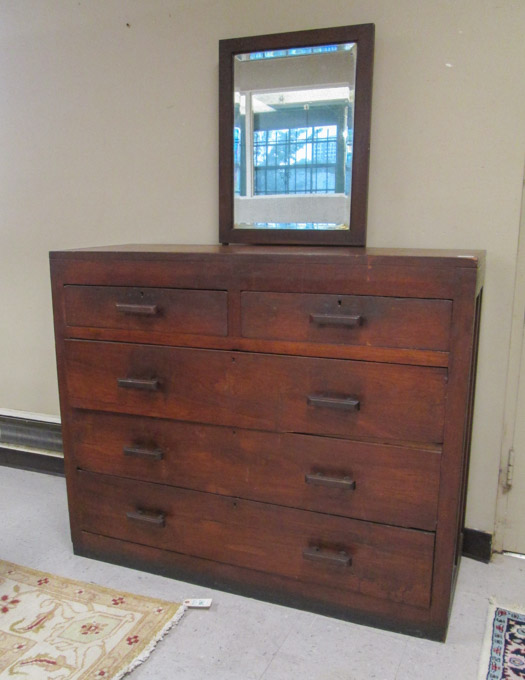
(219, 24, 374, 246)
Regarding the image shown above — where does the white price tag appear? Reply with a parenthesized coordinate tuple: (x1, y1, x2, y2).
(183, 598, 213, 609)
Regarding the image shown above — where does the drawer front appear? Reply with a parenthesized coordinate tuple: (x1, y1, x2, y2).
(64, 285, 228, 336)
(77, 471, 434, 608)
(65, 341, 447, 443)
(71, 411, 441, 531)
(241, 292, 452, 350)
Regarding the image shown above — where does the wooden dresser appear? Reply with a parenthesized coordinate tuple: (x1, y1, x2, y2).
(50, 245, 484, 640)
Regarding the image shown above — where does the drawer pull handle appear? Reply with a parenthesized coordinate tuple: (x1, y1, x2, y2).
(117, 377, 160, 391)
(305, 472, 356, 490)
(307, 394, 360, 411)
(115, 303, 159, 316)
(310, 313, 363, 327)
(123, 445, 163, 461)
(126, 509, 165, 527)
(303, 546, 352, 567)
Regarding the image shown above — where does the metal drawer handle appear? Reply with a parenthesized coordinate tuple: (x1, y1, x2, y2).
(123, 445, 163, 461)
(310, 313, 363, 327)
(303, 546, 352, 567)
(126, 509, 166, 527)
(307, 394, 360, 411)
(115, 303, 159, 316)
(117, 377, 160, 391)
(305, 472, 356, 490)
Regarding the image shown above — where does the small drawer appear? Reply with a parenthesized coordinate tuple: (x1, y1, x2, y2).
(241, 292, 452, 350)
(64, 285, 228, 336)
(65, 341, 447, 444)
(77, 470, 434, 609)
(71, 411, 441, 531)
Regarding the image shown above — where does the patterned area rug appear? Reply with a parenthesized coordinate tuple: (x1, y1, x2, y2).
(479, 600, 525, 679)
(0, 560, 184, 679)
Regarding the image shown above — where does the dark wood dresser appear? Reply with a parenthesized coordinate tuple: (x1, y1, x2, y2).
(50, 245, 484, 640)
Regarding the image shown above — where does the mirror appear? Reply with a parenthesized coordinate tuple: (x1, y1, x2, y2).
(219, 24, 374, 246)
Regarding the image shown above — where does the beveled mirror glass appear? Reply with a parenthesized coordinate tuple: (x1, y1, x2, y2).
(219, 24, 374, 245)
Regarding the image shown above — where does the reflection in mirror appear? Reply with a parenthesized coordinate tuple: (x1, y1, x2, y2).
(233, 44, 356, 231)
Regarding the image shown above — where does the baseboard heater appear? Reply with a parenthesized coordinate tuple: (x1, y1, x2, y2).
(0, 412, 64, 475)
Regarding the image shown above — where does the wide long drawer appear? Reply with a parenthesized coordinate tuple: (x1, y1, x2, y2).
(64, 341, 447, 443)
(77, 471, 434, 608)
(241, 292, 452, 350)
(64, 285, 228, 336)
(71, 411, 441, 530)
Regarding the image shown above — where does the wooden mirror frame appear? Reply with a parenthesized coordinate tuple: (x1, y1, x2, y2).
(219, 24, 374, 246)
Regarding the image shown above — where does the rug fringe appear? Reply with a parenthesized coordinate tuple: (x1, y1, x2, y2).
(112, 603, 186, 680)
(478, 599, 497, 680)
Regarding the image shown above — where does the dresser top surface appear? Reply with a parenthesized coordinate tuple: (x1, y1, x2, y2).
(50, 244, 485, 270)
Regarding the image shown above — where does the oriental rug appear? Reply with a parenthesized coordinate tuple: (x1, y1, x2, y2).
(479, 600, 525, 679)
(0, 560, 184, 679)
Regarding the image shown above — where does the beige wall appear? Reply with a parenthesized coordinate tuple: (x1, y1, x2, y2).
(1, 1, 524, 534)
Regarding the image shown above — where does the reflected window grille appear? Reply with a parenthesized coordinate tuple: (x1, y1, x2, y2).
(234, 101, 352, 197)
(253, 125, 340, 195)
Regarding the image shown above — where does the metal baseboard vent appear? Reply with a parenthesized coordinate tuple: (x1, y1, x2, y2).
(0, 414, 64, 476)
(0, 414, 63, 454)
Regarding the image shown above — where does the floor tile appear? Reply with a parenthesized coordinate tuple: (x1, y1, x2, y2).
(395, 589, 488, 680)
(261, 614, 407, 680)
(458, 552, 525, 605)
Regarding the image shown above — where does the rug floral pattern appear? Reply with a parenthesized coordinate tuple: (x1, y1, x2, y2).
(0, 560, 183, 679)
(484, 605, 525, 680)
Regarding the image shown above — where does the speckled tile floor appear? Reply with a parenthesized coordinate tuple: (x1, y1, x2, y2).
(1, 465, 523, 679)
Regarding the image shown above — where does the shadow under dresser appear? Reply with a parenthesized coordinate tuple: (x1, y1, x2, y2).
(50, 245, 485, 640)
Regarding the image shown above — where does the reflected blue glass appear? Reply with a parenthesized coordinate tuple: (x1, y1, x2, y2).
(238, 44, 351, 61)
(242, 222, 345, 230)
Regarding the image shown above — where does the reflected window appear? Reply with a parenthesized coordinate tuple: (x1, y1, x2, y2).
(234, 89, 353, 199)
